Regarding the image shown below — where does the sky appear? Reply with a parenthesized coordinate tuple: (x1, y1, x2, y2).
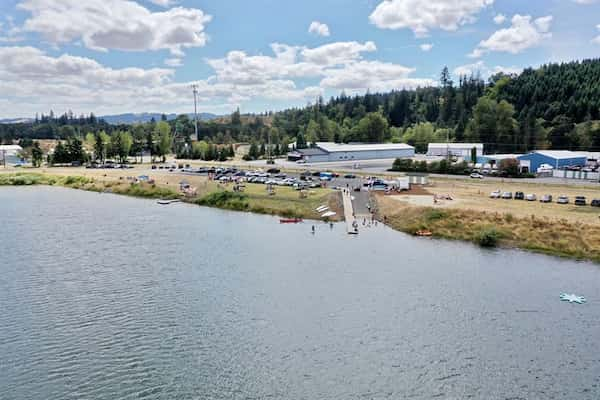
(0, 0, 599, 118)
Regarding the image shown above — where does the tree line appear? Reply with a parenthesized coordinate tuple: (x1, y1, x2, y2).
(3, 58, 600, 157)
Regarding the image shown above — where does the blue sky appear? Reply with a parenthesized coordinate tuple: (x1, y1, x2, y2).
(0, 0, 599, 118)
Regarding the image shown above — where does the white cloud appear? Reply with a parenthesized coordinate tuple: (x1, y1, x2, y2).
(164, 58, 183, 67)
(572, 0, 597, 4)
(470, 14, 552, 57)
(301, 41, 376, 65)
(148, 0, 176, 6)
(16, 0, 211, 56)
(593, 24, 600, 44)
(308, 21, 330, 37)
(369, 0, 494, 37)
(493, 14, 506, 24)
(0, 46, 184, 116)
(0, 39, 435, 117)
(420, 43, 433, 52)
(453, 60, 522, 78)
(320, 60, 433, 92)
(491, 65, 522, 75)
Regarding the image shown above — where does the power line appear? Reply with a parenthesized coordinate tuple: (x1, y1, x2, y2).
(191, 84, 199, 141)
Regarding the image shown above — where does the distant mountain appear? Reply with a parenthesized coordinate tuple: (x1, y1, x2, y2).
(98, 112, 219, 124)
(0, 118, 33, 124)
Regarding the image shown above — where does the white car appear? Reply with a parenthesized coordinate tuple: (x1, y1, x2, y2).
(525, 194, 537, 201)
(490, 190, 502, 199)
(470, 172, 484, 179)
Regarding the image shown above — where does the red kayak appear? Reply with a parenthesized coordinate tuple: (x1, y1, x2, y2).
(280, 218, 303, 223)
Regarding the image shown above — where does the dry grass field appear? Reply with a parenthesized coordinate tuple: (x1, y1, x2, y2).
(375, 178, 600, 262)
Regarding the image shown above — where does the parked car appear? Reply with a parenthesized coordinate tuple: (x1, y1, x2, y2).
(540, 194, 553, 203)
(557, 195, 569, 204)
(470, 172, 484, 179)
(267, 168, 280, 174)
(574, 196, 587, 206)
(591, 199, 600, 207)
(514, 191, 525, 200)
(344, 174, 356, 179)
(525, 194, 537, 201)
(490, 190, 502, 199)
(501, 191, 513, 199)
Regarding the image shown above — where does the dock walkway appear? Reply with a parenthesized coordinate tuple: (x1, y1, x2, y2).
(341, 189, 358, 234)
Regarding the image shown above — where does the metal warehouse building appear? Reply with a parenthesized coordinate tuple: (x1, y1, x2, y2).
(517, 150, 587, 172)
(0, 145, 23, 165)
(289, 142, 415, 163)
(426, 143, 484, 158)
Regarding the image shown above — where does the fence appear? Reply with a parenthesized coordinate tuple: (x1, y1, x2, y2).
(552, 169, 600, 181)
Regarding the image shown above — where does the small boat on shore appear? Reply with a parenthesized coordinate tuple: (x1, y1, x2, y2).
(415, 230, 432, 237)
(280, 218, 303, 223)
(157, 199, 181, 205)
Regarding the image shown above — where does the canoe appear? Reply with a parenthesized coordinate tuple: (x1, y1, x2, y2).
(157, 199, 180, 205)
(415, 230, 432, 237)
(280, 218, 303, 223)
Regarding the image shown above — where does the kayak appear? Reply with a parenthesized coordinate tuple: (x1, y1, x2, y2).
(415, 230, 432, 237)
(280, 218, 303, 223)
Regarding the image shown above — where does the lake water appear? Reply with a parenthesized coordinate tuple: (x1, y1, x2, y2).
(1, 186, 600, 399)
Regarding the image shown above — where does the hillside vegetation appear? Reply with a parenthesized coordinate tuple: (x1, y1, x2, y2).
(2, 59, 600, 162)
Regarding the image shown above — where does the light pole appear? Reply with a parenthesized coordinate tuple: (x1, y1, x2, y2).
(191, 84, 199, 141)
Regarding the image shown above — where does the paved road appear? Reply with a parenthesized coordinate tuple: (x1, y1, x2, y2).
(246, 158, 600, 187)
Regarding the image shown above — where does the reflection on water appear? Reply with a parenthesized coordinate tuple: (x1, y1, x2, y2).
(1, 186, 599, 399)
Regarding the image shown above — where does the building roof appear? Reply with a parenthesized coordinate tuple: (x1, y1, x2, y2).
(482, 154, 523, 160)
(428, 143, 483, 149)
(298, 147, 328, 156)
(527, 150, 588, 160)
(316, 142, 414, 153)
(0, 145, 23, 151)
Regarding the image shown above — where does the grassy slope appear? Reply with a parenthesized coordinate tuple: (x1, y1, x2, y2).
(376, 195, 600, 263)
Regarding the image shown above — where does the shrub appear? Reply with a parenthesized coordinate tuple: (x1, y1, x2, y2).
(196, 191, 249, 211)
(477, 228, 500, 247)
(425, 209, 447, 221)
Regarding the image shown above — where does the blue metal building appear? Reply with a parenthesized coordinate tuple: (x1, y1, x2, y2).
(517, 151, 587, 172)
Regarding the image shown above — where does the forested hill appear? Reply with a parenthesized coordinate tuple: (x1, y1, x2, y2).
(270, 58, 600, 153)
(1, 59, 600, 154)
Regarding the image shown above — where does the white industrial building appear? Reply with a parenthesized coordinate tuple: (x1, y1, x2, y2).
(426, 143, 483, 158)
(0, 145, 23, 165)
(288, 142, 415, 163)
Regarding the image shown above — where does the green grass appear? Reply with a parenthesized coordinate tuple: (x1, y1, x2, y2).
(113, 182, 179, 199)
(0, 173, 91, 188)
(0, 171, 337, 221)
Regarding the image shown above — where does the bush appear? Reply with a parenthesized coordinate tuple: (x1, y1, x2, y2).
(196, 191, 249, 211)
(477, 228, 500, 247)
(425, 209, 447, 221)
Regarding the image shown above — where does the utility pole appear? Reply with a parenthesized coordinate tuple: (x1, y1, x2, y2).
(191, 84, 199, 141)
(267, 129, 273, 164)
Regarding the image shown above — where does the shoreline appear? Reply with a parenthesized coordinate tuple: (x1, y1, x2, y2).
(373, 193, 600, 264)
(2, 170, 600, 264)
(0, 171, 341, 221)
